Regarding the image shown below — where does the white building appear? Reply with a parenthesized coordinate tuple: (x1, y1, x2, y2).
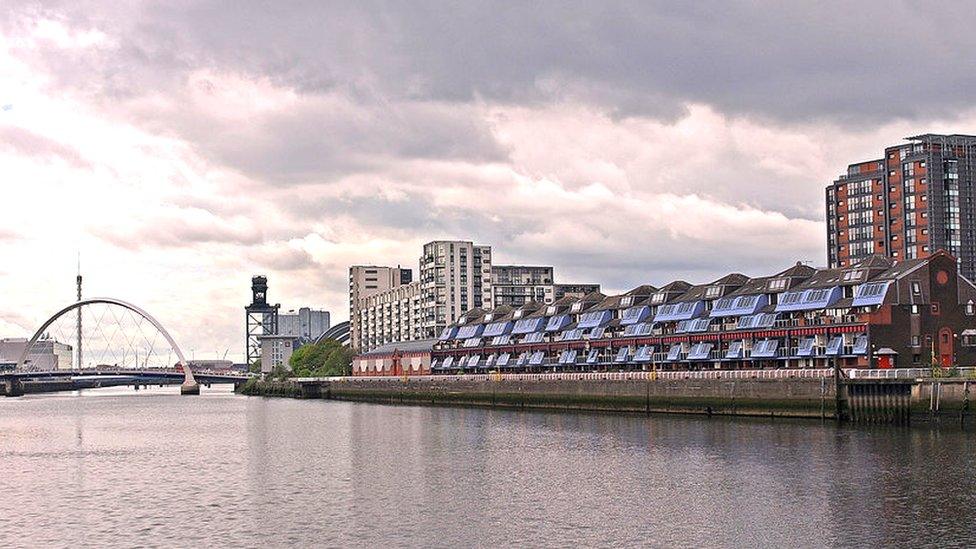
(0, 338, 73, 370)
(348, 265, 412, 350)
(258, 334, 300, 374)
(278, 307, 331, 340)
(357, 281, 425, 352)
(420, 240, 493, 337)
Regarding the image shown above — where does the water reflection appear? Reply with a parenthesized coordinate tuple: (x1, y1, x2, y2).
(0, 387, 973, 547)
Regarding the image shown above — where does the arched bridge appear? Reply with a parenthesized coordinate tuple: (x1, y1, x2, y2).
(5, 297, 245, 396)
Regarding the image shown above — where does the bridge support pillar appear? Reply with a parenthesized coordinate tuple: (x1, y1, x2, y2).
(3, 379, 24, 397)
(180, 381, 200, 396)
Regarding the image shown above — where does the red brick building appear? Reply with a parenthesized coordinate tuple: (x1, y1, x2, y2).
(827, 134, 976, 280)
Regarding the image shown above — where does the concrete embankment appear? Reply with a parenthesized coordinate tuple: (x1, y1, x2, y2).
(240, 376, 841, 419)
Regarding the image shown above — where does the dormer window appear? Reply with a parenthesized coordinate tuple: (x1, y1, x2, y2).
(768, 278, 787, 291)
(705, 286, 722, 299)
(459, 316, 467, 324)
(843, 270, 864, 282)
(651, 292, 666, 304)
(483, 314, 493, 322)
(546, 306, 556, 315)
(513, 310, 523, 319)
(621, 296, 634, 307)
(571, 302, 582, 313)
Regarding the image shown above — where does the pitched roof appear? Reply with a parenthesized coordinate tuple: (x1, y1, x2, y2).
(360, 339, 436, 357)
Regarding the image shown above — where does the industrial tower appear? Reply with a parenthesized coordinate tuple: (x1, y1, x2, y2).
(245, 276, 279, 367)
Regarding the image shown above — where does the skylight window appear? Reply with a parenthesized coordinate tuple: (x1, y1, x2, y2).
(852, 281, 890, 307)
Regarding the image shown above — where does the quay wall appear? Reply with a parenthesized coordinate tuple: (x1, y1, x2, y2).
(243, 376, 840, 419)
(238, 374, 976, 423)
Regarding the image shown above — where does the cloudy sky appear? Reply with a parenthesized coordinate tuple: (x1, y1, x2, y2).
(3, 1, 976, 361)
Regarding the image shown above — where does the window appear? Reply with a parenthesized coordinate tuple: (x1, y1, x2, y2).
(911, 281, 921, 295)
(912, 335, 920, 346)
(620, 296, 634, 307)
(705, 286, 722, 298)
(768, 278, 788, 291)
(932, 303, 941, 315)
(780, 291, 803, 305)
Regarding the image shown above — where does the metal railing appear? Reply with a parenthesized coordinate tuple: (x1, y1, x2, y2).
(336, 367, 976, 383)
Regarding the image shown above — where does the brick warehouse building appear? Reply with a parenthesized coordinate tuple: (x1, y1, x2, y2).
(352, 339, 435, 376)
(827, 134, 976, 280)
(429, 252, 976, 373)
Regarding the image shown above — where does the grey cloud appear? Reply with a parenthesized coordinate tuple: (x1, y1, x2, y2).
(170, 99, 508, 185)
(9, 1, 976, 124)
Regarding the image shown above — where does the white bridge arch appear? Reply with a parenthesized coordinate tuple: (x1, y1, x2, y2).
(17, 297, 196, 386)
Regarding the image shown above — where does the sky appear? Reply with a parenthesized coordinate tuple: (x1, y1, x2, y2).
(3, 1, 976, 362)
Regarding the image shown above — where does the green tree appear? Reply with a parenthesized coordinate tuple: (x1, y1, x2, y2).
(288, 339, 354, 377)
(248, 359, 262, 374)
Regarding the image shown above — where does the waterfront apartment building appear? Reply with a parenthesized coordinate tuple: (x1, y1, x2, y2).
(827, 134, 976, 280)
(348, 266, 412, 350)
(352, 240, 603, 353)
(430, 251, 976, 373)
(420, 241, 493, 337)
(278, 307, 331, 341)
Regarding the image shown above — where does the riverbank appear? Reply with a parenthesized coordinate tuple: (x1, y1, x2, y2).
(238, 373, 976, 424)
(239, 375, 839, 419)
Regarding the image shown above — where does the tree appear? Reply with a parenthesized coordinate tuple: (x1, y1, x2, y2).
(248, 359, 262, 374)
(288, 339, 354, 377)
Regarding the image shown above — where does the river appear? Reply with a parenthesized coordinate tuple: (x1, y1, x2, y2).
(0, 385, 974, 548)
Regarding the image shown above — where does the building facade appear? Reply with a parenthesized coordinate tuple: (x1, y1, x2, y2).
(491, 265, 554, 306)
(420, 241, 493, 337)
(0, 338, 73, 370)
(827, 134, 976, 280)
(554, 283, 602, 301)
(348, 266, 412, 350)
(258, 334, 300, 373)
(351, 241, 605, 353)
(352, 339, 435, 376)
(278, 307, 331, 340)
(430, 252, 976, 373)
(357, 281, 425, 352)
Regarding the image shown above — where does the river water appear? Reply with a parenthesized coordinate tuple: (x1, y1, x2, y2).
(0, 386, 974, 548)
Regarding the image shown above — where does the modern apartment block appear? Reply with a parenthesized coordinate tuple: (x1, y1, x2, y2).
(555, 283, 603, 300)
(420, 241, 493, 337)
(492, 265, 554, 306)
(348, 265, 412, 350)
(491, 266, 602, 307)
(351, 240, 603, 353)
(357, 281, 425, 352)
(827, 134, 976, 279)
